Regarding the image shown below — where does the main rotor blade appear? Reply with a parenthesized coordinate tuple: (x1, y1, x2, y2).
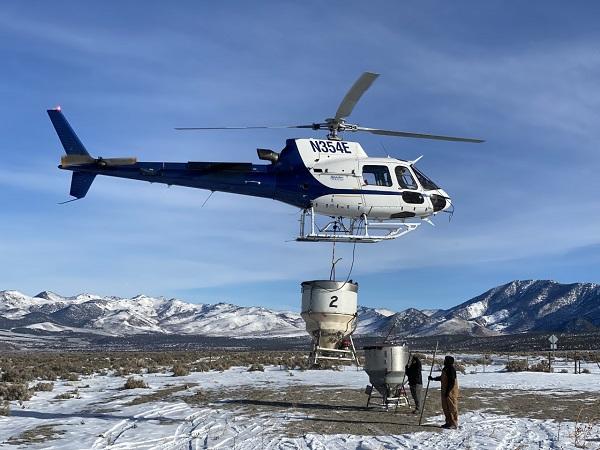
(175, 125, 315, 130)
(356, 126, 484, 143)
(335, 72, 380, 120)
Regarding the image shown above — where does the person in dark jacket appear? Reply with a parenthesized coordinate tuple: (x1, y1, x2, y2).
(405, 355, 423, 414)
(428, 355, 459, 429)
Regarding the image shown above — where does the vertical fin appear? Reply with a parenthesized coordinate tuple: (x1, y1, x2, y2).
(47, 108, 90, 156)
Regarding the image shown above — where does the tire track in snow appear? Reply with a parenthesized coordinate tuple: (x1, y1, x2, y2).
(92, 403, 190, 449)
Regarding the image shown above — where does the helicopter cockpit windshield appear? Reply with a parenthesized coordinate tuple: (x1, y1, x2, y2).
(411, 165, 440, 191)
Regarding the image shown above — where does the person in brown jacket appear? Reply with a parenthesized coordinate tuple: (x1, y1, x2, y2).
(428, 355, 459, 429)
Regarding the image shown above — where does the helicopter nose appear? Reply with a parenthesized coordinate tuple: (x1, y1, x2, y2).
(430, 193, 448, 212)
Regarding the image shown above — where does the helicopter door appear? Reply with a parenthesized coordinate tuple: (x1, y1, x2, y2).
(395, 165, 428, 217)
(359, 164, 399, 219)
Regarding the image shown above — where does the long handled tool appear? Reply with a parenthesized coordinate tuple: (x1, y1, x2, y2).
(419, 341, 439, 426)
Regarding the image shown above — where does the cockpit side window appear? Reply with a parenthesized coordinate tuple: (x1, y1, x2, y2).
(395, 166, 418, 190)
(362, 165, 392, 187)
(412, 165, 440, 190)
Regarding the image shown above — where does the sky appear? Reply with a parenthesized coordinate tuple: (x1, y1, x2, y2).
(1, 1, 600, 312)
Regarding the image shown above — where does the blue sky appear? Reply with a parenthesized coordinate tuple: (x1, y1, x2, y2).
(1, 1, 600, 312)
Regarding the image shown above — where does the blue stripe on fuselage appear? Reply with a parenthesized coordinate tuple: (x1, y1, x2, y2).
(58, 139, 405, 209)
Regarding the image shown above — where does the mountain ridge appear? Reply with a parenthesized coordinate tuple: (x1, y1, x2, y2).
(1, 280, 598, 338)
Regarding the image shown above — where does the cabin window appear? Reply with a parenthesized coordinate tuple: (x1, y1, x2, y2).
(362, 165, 392, 187)
(412, 165, 440, 190)
(395, 166, 418, 190)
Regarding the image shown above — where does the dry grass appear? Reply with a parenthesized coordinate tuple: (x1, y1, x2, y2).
(572, 401, 600, 448)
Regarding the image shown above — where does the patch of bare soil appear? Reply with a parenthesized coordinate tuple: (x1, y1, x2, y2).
(212, 385, 439, 436)
(461, 389, 600, 423)
(207, 385, 600, 437)
(6, 424, 65, 445)
(125, 383, 197, 406)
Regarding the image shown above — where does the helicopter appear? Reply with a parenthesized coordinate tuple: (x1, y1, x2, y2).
(48, 72, 483, 243)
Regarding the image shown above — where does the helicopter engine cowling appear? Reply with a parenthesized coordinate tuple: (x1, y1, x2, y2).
(257, 148, 279, 163)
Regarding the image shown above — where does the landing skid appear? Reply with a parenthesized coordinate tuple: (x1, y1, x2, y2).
(297, 208, 421, 243)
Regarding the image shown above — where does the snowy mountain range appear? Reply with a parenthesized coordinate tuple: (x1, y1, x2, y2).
(0, 280, 598, 338)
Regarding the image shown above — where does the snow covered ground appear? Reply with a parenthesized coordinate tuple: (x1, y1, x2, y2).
(1, 363, 599, 449)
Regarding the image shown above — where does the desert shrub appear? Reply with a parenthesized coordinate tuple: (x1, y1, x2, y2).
(172, 364, 190, 377)
(454, 362, 466, 375)
(0, 383, 32, 401)
(311, 361, 341, 371)
(0, 401, 8, 416)
(114, 365, 143, 376)
(582, 368, 591, 374)
(1, 368, 34, 383)
(123, 377, 148, 389)
(33, 382, 54, 392)
(247, 364, 264, 372)
(54, 390, 79, 400)
(505, 360, 528, 372)
(474, 355, 493, 365)
(281, 356, 311, 371)
(529, 361, 552, 373)
(211, 362, 228, 372)
(114, 367, 131, 377)
(146, 365, 160, 374)
(65, 373, 79, 382)
(191, 362, 211, 372)
(0, 350, 337, 382)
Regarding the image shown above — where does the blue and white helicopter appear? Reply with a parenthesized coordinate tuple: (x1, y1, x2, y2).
(48, 72, 483, 243)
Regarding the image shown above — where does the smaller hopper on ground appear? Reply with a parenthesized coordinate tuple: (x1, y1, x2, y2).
(301, 280, 360, 366)
(363, 343, 411, 410)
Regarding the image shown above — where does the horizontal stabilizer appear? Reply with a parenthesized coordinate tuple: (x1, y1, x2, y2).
(70, 172, 96, 199)
(61, 155, 138, 168)
(61, 154, 95, 167)
(98, 157, 137, 167)
(47, 108, 90, 156)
